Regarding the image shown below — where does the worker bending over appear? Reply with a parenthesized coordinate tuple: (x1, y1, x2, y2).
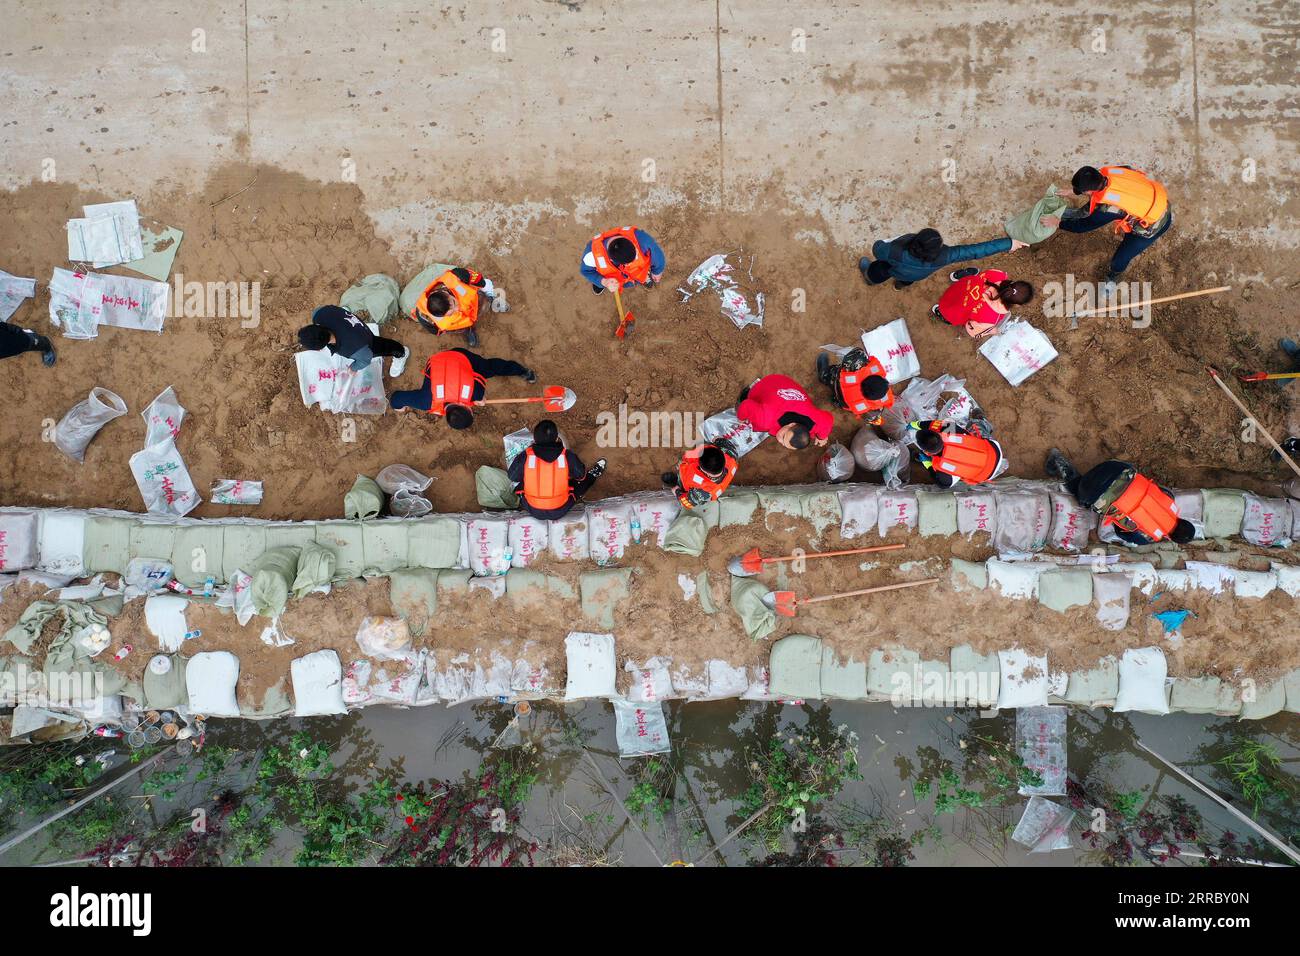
(1046, 450, 1195, 545)
(909, 418, 1004, 488)
(816, 348, 894, 424)
(411, 267, 497, 346)
(931, 270, 1033, 339)
(581, 226, 665, 294)
(737, 374, 834, 450)
(390, 347, 536, 430)
(663, 443, 738, 508)
(1040, 165, 1171, 282)
(299, 305, 410, 377)
(860, 228, 1026, 288)
(507, 420, 606, 520)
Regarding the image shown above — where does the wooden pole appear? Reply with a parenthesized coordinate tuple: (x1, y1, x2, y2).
(799, 577, 941, 607)
(1207, 367, 1300, 480)
(1067, 285, 1231, 320)
(760, 543, 906, 566)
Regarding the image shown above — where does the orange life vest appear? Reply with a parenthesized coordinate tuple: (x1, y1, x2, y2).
(1102, 473, 1179, 541)
(422, 350, 486, 416)
(415, 270, 480, 332)
(838, 355, 894, 420)
(1088, 166, 1169, 234)
(930, 433, 1000, 484)
(590, 227, 652, 285)
(676, 445, 738, 508)
(522, 447, 572, 511)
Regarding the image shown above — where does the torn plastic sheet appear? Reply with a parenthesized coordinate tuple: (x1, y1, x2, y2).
(0, 269, 37, 321)
(1011, 796, 1075, 853)
(680, 253, 765, 329)
(1015, 705, 1067, 796)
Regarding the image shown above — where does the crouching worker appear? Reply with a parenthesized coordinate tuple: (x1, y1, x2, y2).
(663, 443, 738, 508)
(909, 418, 1004, 488)
(299, 305, 410, 377)
(507, 420, 606, 520)
(390, 348, 536, 430)
(1045, 450, 1195, 545)
(816, 348, 893, 424)
(931, 270, 1033, 339)
(737, 373, 834, 450)
(411, 267, 496, 346)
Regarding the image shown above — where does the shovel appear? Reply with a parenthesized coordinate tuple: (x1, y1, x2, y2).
(728, 543, 906, 577)
(475, 386, 577, 413)
(761, 577, 940, 618)
(613, 287, 635, 339)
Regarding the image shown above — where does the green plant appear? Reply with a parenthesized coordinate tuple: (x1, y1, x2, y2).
(1215, 740, 1293, 813)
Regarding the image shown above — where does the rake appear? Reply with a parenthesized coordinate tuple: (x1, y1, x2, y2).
(727, 543, 906, 577)
(761, 577, 940, 617)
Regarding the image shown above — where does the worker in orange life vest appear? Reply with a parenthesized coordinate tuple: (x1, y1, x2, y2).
(662, 443, 738, 508)
(580, 226, 666, 294)
(1045, 450, 1195, 546)
(389, 348, 536, 431)
(815, 348, 894, 425)
(1039, 165, 1171, 282)
(909, 417, 1005, 489)
(411, 267, 497, 347)
(506, 420, 607, 520)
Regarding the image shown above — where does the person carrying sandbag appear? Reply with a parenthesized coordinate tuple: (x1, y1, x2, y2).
(390, 347, 536, 431)
(909, 417, 1004, 489)
(662, 443, 738, 508)
(410, 266, 498, 347)
(506, 419, 606, 520)
(930, 269, 1034, 339)
(1045, 451, 1195, 546)
(298, 305, 410, 378)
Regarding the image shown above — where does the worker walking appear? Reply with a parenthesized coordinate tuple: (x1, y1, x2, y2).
(736, 374, 834, 450)
(815, 348, 894, 424)
(1045, 450, 1195, 545)
(662, 443, 739, 508)
(410, 267, 498, 346)
(581, 226, 665, 294)
(1039, 165, 1171, 281)
(298, 305, 410, 377)
(860, 228, 1026, 289)
(909, 418, 1005, 488)
(931, 270, 1034, 339)
(390, 347, 536, 430)
(507, 420, 606, 520)
(0, 321, 55, 367)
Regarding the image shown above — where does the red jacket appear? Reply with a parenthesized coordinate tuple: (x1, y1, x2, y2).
(737, 374, 834, 440)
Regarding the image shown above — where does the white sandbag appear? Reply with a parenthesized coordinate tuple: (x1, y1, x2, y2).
(992, 489, 1051, 553)
(859, 317, 920, 384)
(507, 515, 549, 568)
(670, 663, 710, 699)
(1092, 572, 1132, 630)
(563, 632, 617, 700)
(0, 269, 37, 321)
(1241, 494, 1292, 547)
(342, 659, 374, 706)
(1154, 568, 1193, 592)
(67, 200, 143, 266)
(996, 649, 1049, 709)
(548, 510, 590, 561)
(1233, 569, 1277, 599)
(185, 651, 240, 717)
(366, 650, 427, 705)
(0, 512, 39, 571)
(625, 657, 674, 703)
(144, 593, 190, 652)
(37, 512, 86, 576)
(48, 267, 169, 337)
(1114, 647, 1169, 714)
(588, 501, 635, 566)
(707, 660, 751, 699)
(741, 665, 779, 701)
(430, 654, 474, 705)
(466, 517, 510, 576)
(142, 386, 186, 447)
(838, 486, 880, 539)
(1270, 561, 1300, 597)
(613, 699, 672, 757)
(510, 653, 556, 699)
(1121, 561, 1159, 596)
(1048, 491, 1096, 552)
(817, 443, 856, 483)
(978, 318, 1058, 386)
(1185, 560, 1236, 595)
(54, 387, 128, 462)
(129, 439, 201, 517)
(631, 494, 682, 548)
(987, 559, 1044, 599)
(955, 488, 998, 537)
(294, 347, 387, 416)
(1173, 490, 1204, 538)
(211, 479, 264, 506)
(355, 616, 411, 659)
(699, 406, 767, 459)
(291, 650, 347, 716)
(877, 488, 917, 536)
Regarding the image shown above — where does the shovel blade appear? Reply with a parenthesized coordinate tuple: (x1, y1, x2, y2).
(542, 386, 577, 412)
(738, 547, 764, 575)
(615, 313, 635, 339)
(761, 590, 798, 617)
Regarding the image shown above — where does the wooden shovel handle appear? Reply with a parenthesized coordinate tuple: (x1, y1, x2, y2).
(800, 577, 940, 606)
(1207, 367, 1300, 480)
(764, 543, 906, 565)
(1069, 285, 1230, 319)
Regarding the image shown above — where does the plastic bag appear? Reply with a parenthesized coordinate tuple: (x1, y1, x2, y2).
(859, 317, 920, 383)
(816, 443, 856, 483)
(128, 439, 201, 517)
(390, 488, 432, 518)
(851, 427, 910, 489)
(54, 387, 127, 462)
(211, 479, 263, 505)
(142, 386, 185, 447)
(355, 616, 412, 660)
(699, 406, 768, 459)
(978, 319, 1059, 387)
(502, 427, 533, 468)
(375, 464, 432, 495)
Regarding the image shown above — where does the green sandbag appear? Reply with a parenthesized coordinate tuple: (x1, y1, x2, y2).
(436, 569, 474, 592)
(756, 490, 802, 521)
(696, 571, 717, 614)
(388, 568, 439, 621)
(363, 521, 410, 575)
(1037, 569, 1094, 612)
(1169, 676, 1238, 715)
(1004, 186, 1070, 245)
(240, 677, 293, 718)
(580, 567, 632, 629)
(769, 634, 823, 699)
(250, 546, 301, 618)
(399, 263, 456, 318)
(315, 522, 366, 580)
(821, 646, 868, 700)
(1240, 681, 1285, 720)
(143, 654, 188, 709)
(916, 489, 958, 537)
(949, 645, 999, 706)
(1061, 659, 1119, 707)
(1202, 488, 1246, 539)
(221, 525, 267, 580)
(718, 493, 759, 527)
(339, 273, 400, 325)
(801, 490, 842, 534)
(345, 475, 385, 520)
(475, 466, 520, 509)
(171, 525, 225, 587)
(951, 558, 987, 591)
(729, 577, 777, 641)
(866, 646, 921, 700)
(265, 524, 317, 551)
(662, 512, 709, 556)
(83, 515, 133, 574)
(408, 517, 464, 569)
(128, 523, 177, 563)
(292, 541, 336, 597)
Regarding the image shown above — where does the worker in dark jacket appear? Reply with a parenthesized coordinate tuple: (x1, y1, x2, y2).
(860, 228, 1026, 288)
(0, 321, 55, 366)
(506, 420, 606, 519)
(390, 348, 536, 430)
(1046, 449, 1195, 545)
(298, 305, 409, 376)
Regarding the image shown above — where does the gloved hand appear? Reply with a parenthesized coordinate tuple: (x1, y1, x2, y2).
(687, 488, 712, 507)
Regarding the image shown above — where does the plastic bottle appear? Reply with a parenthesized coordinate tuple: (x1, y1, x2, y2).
(93, 726, 124, 738)
(630, 516, 643, 543)
(112, 644, 133, 662)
